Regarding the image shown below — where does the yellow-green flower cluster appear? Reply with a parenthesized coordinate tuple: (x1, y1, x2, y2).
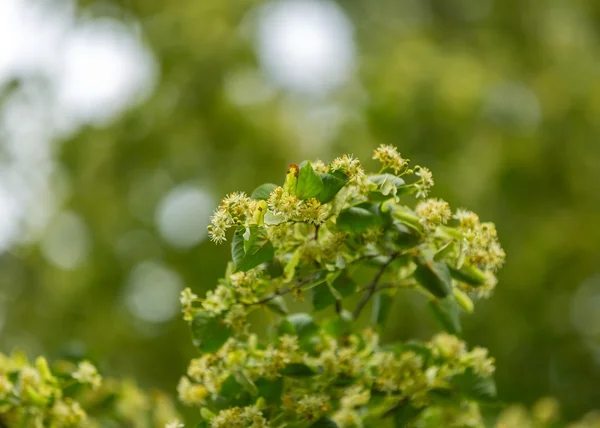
(210, 405, 268, 428)
(267, 186, 301, 220)
(455, 209, 506, 272)
(176, 320, 495, 427)
(415, 166, 435, 198)
(0, 351, 178, 428)
(496, 397, 600, 428)
(282, 393, 331, 420)
(331, 154, 365, 183)
(187, 148, 508, 427)
(208, 192, 257, 243)
(373, 144, 410, 174)
(429, 333, 495, 378)
(415, 198, 453, 231)
(72, 361, 102, 390)
(332, 386, 370, 427)
(0, 353, 96, 427)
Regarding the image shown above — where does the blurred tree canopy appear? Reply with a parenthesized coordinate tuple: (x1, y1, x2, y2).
(1, 0, 600, 422)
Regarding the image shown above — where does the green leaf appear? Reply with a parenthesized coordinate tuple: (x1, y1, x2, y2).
(370, 173, 405, 189)
(256, 377, 284, 404)
(191, 311, 233, 353)
(312, 273, 355, 312)
(251, 183, 278, 200)
(200, 407, 216, 422)
(337, 206, 381, 233)
(317, 171, 348, 203)
(281, 363, 316, 377)
(372, 291, 394, 329)
(392, 210, 424, 235)
(323, 310, 353, 337)
(451, 368, 497, 402)
(218, 376, 251, 406)
(283, 249, 301, 282)
(265, 296, 288, 315)
(265, 260, 284, 279)
(312, 283, 336, 312)
(394, 403, 424, 427)
(369, 174, 405, 201)
(414, 258, 452, 298)
(283, 313, 319, 352)
(234, 371, 259, 396)
(276, 318, 296, 336)
(396, 185, 417, 196)
(428, 297, 462, 334)
(296, 161, 324, 200)
(453, 288, 474, 313)
(434, 241, 455, 261)
(232, 226, 274, 272)
(389, 222, 420, 250)
(448, 264, 488, 286)
(286, 313, 319, 338)
(311, 417, 339, 428)
(264, 210, 285, 225)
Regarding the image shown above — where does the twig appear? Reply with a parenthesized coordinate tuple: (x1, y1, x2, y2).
(357, 279, 414, 293)
(352, 253, 399, 319)
(335, 300, 342, 315)
(247, 273, 321, 306)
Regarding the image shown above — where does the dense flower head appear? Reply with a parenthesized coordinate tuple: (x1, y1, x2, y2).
(373, 144, 409, 174)
(210, 405, 269, 428)
(415, 166, 435, 198)
(415, 198, 452, 230)
(331, 154, 365, 183)
(208, 192, 257, 243)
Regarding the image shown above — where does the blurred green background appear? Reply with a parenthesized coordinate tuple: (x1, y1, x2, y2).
(1, 0, 600, 422)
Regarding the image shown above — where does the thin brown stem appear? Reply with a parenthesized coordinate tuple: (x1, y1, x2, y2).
(352, 253, 399, 319)
(247, 273, 321, 306)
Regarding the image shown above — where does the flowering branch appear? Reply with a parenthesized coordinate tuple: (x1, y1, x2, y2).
(177, 145, 506, 428)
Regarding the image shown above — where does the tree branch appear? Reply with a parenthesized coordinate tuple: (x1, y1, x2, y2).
(247, 273, 321, 306)
(352, 253, 399, 319)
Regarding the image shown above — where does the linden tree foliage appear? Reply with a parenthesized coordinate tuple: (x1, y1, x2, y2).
(0, 352, 179, 427)
(179, 146, 506, 427)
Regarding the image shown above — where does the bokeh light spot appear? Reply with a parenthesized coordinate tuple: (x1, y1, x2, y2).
(124, 261, 183, 324)
(41, 211, 91, 270)
(155, 184, 214, 249)
(56, 18, 157, 125)
(255, 0, 355, 95)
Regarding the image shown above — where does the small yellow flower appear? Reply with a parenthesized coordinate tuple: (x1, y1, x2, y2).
(72, 361, 102, 390)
